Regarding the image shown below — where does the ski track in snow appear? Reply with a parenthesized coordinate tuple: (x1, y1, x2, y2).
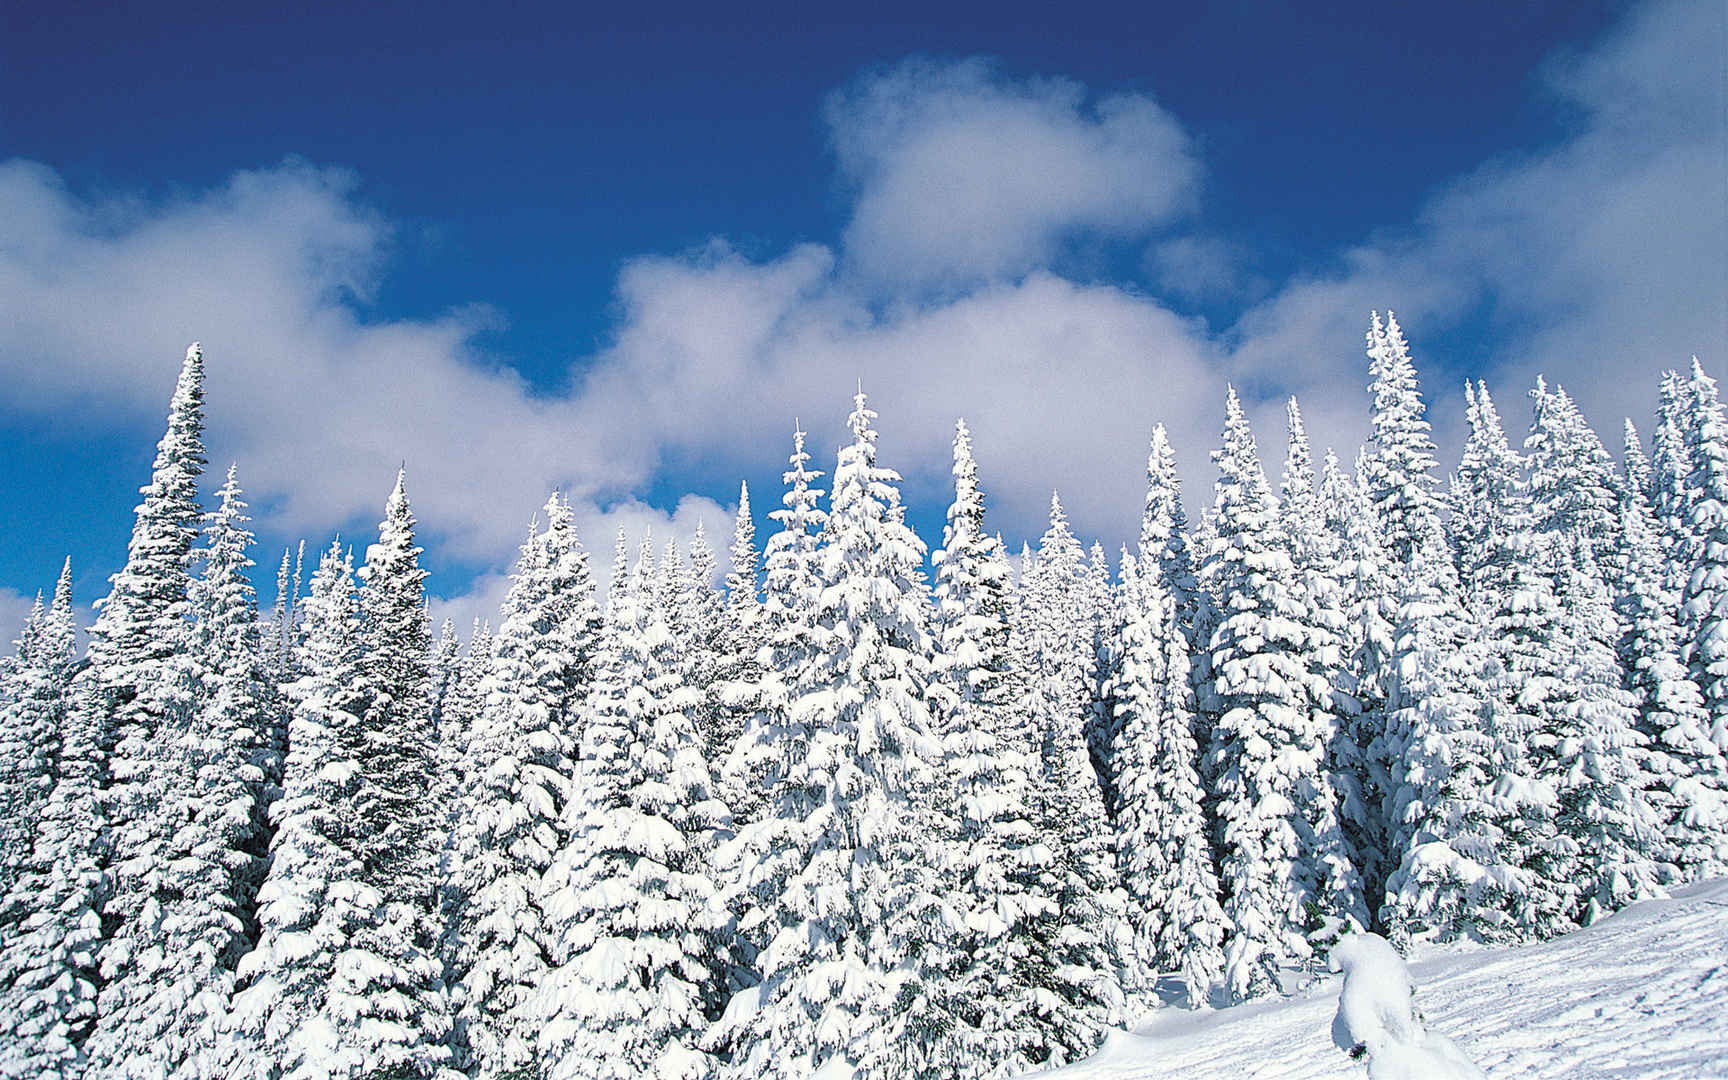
(1043, 878, 1728, 1079)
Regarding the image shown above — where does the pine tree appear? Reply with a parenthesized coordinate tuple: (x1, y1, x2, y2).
(1320, 451, 1397, 923)
(1106, 552, 1225, 1007)
(1680, 359, 1728, 743)
(0, 572, 66, 914)
(711, 484, 766, 821)
(1360, 312, 1444, 568)
(537, 537, 727, 1080)
(452, 495, 598, 1079)
(160, 467, 277, 1076)
(1615, 430, 1728, 881)
(335, 472, 458, 1078)
(1451, 381, 1527, 621)
(720, 392, 942, 1078)
(86, 342, 209, 1079)
(1277, 400, 1366, 930)
(0, 673, 107, 1080)
(917, 419, 1053, 1076)
(1648, 370, 1695, 587)
(1378, 544, 1512, 945)
(226, 541, 373, 1079)
(1205, 387, 1357, 1001)
(1014, 494, 1132, 1061)
(1547, 536, 1664, 923)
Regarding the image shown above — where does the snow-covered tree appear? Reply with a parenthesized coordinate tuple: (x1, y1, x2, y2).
(335, 472, 458, 1078)
(1451, 381, 1527, 621)
(149, 466, 278, 1076)
(0, 673, 107, 1080)
(1277, 400, 1365, 925)
(1205, 387, 1359, 1002)
(1679, 359, 1728, 739)
(1378, 544, 1513, 946)
(1615, 431, 1728, 881)
(1106, 552, 1226, 1007)
(1013, 494, 1133, 1060)
(1360, 312, 1444, 568)
(451, 494, 598, 1079)
(720, 391, 943, 1079)
(709, 484, 765, 812)
(85, 342, 209, 1079)
(918, 419, 1054, 1076)
(537, 536, 727, 1080)
(225, 541, 373, 1079)
(0, 561, 74, 914)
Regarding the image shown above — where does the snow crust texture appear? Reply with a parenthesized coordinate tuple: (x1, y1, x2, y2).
(1042, 879, 1728, 1079)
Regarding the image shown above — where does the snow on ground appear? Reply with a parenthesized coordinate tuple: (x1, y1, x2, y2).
(1042, 878, 1728, 1079)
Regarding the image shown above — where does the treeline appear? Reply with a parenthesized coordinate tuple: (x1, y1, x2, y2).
(0, 314, 1724, 1080)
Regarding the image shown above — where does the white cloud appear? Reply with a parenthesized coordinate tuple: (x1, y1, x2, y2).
(1227, 0, 1726, 458)
(0, 588, 38, 653)
(425, 492, 733, 637)
(829, 58, 1199, 292)
(1, 0, 1719, 596)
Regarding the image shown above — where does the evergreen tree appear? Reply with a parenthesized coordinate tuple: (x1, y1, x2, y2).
(1320, 450, 1397, 923)
(720, 391, 942, 1078)
(226, 542, 374, 1078)
(1205, 387, 1357, 1001)
(1360, 312, 1444, 568)
(1106, 553, 1226, 1007)
(0, 674, 107, 1080)
(1378, 545, 1512, 945)
(711, 485, 765, 820)
(1648, 370, 1694, 585)
(1451, 381, 1526, 621)
(1277, 400, 1365, 929)
(162, 467, 276, 1076)
(452, 495, 598, 1079)
(1679, 359, 1728, 742)
(1014, 494, 1132, 1060)
(920, 420, 1052, 1076)
(538, 538, 727, 1080)
(337, 473, 458, 1078)
(1615, 432, 1728, 881)
(86, 342, 209, 1079)
(0, 567, 70, 914)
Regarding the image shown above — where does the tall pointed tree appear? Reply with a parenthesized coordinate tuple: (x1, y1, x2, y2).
(86, 342, 209, 1079)
(1106, 552, 1226, 1007)
(722, 391, 943, 1078)
(451, 494, 598, 1079)
(537, 531, 728, 1080)
(1360, 312, 1444, 569)
(1205, 387, 1356, 1001)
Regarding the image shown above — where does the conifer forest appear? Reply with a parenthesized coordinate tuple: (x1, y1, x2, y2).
(3, 311, 1727, 1080)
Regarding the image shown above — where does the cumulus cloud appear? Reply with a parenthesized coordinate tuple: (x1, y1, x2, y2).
(0, 588, 37, 653)
(0, 0, 1719, 605)
(829, 57, 1200, 292)
(1228, 0, 1726, 454)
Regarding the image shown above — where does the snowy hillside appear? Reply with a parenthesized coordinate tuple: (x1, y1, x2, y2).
(1046, 878, 1728, 1079)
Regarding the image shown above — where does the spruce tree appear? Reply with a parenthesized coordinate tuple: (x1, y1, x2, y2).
(537, 536, 727, 1080)
(0, 567, 71, 915)
(162, 467, 276, 1076)
(1015, 494, 1132, 1060)
(0, 674, 107, 1080)
(452, 495, 598, 1079)
(1615, 433, 1728, 881)
(1205, 387, 1356, 1001)
(1360, 312, 1444, 568)
(337, 472, 458, 1078)
(86, 342, 209, 1079)
(226, 542, 373, 1078)
(1106, 552, 1225, 1007)
(1679, 359, 1728, 741)
(721, 392, 942, 1078)
(920, 420, 1052, 1076)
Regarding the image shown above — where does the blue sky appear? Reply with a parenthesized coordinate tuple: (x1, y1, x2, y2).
(1, 0, 1723, 638)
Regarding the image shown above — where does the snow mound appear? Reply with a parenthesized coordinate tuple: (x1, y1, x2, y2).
(1328, 932, 1483, 1080)
(1036, 878, 1728, 1078)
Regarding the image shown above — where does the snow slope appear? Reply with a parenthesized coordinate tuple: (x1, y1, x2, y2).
(1043, 878, 1728, 1079)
